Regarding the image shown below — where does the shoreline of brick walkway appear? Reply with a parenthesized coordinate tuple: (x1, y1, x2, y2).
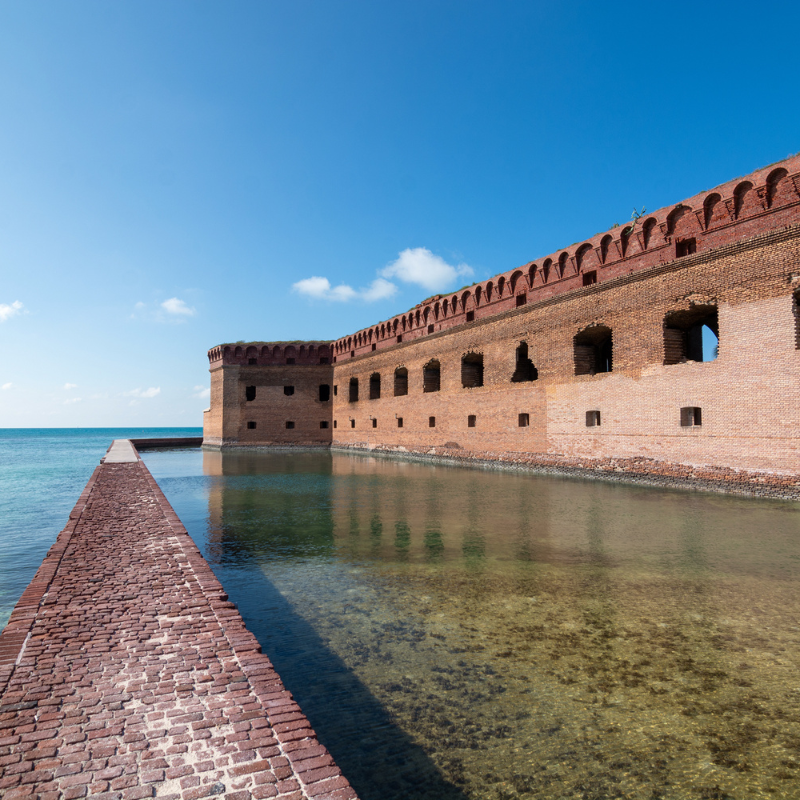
(0, 441, 359, 800)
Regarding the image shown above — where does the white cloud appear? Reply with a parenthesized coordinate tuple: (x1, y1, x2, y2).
(193, 386, 210, 399)
(0, 300, 24, 322)
(161, 297, 195, 316)
(64, 383, 78, 390)
(2, 382, 12, 390)
(64, 397, 82, 405)
(382, 248, 473, 292)
(124, 387, 161, 399)
(292, 276, 397, 303)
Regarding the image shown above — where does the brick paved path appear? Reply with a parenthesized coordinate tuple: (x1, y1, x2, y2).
(0, 445, 358, 800)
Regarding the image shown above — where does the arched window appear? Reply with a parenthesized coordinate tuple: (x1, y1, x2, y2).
(766, 168, 790, 208)
(511, 342, 537, 382)
(423, 360, 441, 392)
(600, 235, 613, 264)
(394, 367, 408, 396)
(574, 326, 613, 375)
(461, 353, 484, 388)
(734, 181, 754, 219)
(369, 373, 381, 400)
(663, 306, 719, 364)
(703, 194, 722, 229)
(642, 218, 657, 248)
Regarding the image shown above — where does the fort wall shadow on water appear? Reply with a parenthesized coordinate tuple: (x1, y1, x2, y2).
(164, 449, 470, 800)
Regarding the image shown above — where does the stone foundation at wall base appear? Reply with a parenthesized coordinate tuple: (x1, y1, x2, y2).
(330, 443, 800, 501)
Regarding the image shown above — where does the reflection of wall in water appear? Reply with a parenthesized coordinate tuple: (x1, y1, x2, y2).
(329, 453, 557, 565)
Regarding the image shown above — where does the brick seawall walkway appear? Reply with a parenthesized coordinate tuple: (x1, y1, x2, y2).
(0, 442, 358, 800)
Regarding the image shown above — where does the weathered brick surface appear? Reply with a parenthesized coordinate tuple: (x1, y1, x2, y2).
(0, 447, 358, 800)
(203, 154, 800, 484)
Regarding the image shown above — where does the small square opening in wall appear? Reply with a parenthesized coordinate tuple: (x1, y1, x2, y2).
(516, 293, 527, 307)
(680, 406, 702, 427)
(676, 238, 697, 258)
(582, 271, 597, 286)
(286, 421, 295, 429)
(518, 413, 529, 427)
(466, 311, 475, 322)
(247, 421, 257, 429)
(372, 418, 377, 428)
(467, 415, 476, 428)
(429, 416, 436, 428)
(286, 358, 296, 365)
(351, 350, 355, 358)
(397, 335, 403, 343)
(350, 419, 356, 428)
(320, 357, 329, 364)
(320, 421, 329, 429)
(284, 386, 295, 396)
(397, 417, 403, 428)
(372, 343, 376, 351)
(586, 410, 601, 427)
(427, 324, 434, 334)
(334, 420, 338, 428)
(248, 358, 257, 365)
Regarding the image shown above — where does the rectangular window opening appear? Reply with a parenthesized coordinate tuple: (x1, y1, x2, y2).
(334, 420, 338, 428)
(319, 384, 331, 402)
(516, 293, 527, 307)
(284, 386, 295, 396)
(286, 358, 295, 365)
(351, 350, 355, 358)
(427, 324, 434, 333)
(286, 421, 295, 429)
(676, 238, 697, 258)
(585, 410, 601, 427)
(334, 385, 338, 396)
(518, 413, 530, 427)
(466, 310, 475, 322)
(467, 415, 476, 428)
(680, 406, 702, 427)
(582, 271, 597, 286)
(245, 386, 256, 402)
(248, 357, 257, 365)
(350, 419, 356, 428)
(372, 418, 377, 428)
(371, 343, 376, 351)
(247, 421, 256, 430)
(429, 416, 436, 428)
(397, 417, 403, 428)
(397, 335, 403, 343)
(320, 421, 329, 429)
(320, 357, 329, 364)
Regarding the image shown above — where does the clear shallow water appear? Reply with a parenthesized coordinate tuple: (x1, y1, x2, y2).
(141, 448, 800, 800)
(0, 428, 201, 629)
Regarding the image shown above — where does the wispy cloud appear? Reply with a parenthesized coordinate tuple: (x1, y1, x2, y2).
(2, 382, 13, 390)
(193, 385, 211, 399)
(0, 300, 25, 322)
(292, 276, 397, 303)
(292, 248, 472, 303)
(381, 248, 473, 292)
(64, 397, 82, 405)
(124, 387, 161, 399)
(161, 297, 196, 316)
(64, 383, 78, 390)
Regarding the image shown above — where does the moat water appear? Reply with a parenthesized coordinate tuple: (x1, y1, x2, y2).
(135, 448, 800, 800)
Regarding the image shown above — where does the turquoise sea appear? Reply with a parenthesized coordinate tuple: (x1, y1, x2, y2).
(0, 428, 201, 629)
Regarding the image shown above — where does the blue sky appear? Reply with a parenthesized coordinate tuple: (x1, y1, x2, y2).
(1, 1, 798, 426)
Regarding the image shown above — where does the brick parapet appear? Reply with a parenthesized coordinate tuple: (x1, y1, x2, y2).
(332, 154, 800, 362)
(0, 442, 359, 800)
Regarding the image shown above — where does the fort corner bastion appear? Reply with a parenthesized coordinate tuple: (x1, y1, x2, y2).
(203, 155, 800, 490)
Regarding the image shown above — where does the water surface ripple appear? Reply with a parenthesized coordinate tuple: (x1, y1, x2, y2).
(143, 449, 800, 800)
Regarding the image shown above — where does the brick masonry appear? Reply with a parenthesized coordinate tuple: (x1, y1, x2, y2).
(0, 442, 358, 800)
(203, 154, 800, 488)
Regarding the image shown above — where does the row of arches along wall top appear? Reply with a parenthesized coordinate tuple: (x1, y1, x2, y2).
(212, 343, 331, 363)
(333, 165, 799, 356)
